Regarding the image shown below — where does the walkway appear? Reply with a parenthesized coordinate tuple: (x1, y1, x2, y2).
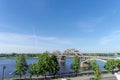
(69, 74, 117, 80)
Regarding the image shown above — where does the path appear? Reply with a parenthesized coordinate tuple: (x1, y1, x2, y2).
(69, 74, 117, 80)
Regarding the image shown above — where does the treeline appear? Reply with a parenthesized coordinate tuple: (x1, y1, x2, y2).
(83, 53, 120, 56)
(1, 49, 120, 58)
(0, 53, 39, 58)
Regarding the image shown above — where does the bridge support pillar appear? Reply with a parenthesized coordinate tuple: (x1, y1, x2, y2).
(59, 56, 66, 66)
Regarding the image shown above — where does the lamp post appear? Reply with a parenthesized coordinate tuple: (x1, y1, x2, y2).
(2, 65, 6, 80)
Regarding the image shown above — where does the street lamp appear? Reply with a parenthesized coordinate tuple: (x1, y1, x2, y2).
(2, 65, 6, 80)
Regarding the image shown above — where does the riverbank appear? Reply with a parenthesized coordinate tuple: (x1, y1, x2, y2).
(3, 70, 117, 80)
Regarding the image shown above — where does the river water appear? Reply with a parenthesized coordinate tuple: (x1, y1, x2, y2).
(0, 58, 105, 78)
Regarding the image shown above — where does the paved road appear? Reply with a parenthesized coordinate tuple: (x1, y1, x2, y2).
(69, 74, 117, 80)
(101, 77, 117, 80)
(69, 77, 117, 80)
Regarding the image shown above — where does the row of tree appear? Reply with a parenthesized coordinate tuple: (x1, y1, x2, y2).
(0, 53, 39, 58)
(83, 53, 116, 57)
(71, 56, 102, 80)
(13, 52, 84, 80)
(90, 59, 120, 80)
(0, 52, 117, 58)
(1, 49, 120, 58)
(13, 52, 120, 80)
(89, 59, 120, 80)
(14, 52, 59, 80)
(104, 59, 120, 74)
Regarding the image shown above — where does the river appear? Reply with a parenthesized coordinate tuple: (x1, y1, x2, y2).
(0, 58, 105, 78)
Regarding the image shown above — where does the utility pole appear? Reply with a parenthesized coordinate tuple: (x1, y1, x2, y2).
(2, 65, 6, 80)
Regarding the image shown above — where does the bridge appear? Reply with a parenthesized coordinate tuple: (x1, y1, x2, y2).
(58, 55, 113, 61)
(79, 56, 110, 68)
(80, 57, 107, 68)
(58, 55, 115, 68)
(80, 56, 118, 68)
(81, 58, 107, 63)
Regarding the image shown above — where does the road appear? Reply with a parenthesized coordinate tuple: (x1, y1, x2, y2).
(69, 74, 117, 80)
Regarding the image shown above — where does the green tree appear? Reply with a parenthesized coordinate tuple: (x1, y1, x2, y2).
(29, 63, 39, 79)
(37, 52, 51, 79)
(104, 59, 116, 74)
(71, 55, 80, 76)
(115, 59, 120, 71)
(49, 55, 60, 78)
(90, 60, 101, 80)
(14, 54, 28, 79)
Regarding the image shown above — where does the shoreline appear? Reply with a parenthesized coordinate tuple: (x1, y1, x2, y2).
(4, 70, 117, 79)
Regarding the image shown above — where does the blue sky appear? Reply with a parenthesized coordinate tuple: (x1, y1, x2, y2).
(0, 0, 120, 53)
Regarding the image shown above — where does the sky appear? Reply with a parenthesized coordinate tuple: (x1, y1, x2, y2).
(0, 0, 120, 53)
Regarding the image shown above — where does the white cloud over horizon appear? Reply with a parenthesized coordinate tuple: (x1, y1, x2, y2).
(0, 31, 120, 53)
(76, 17, 104, 32)
(0, 32, 72, 53)
(100, 30, 120, 45)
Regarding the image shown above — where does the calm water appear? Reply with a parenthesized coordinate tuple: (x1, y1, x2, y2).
(0, 58, 105, 78)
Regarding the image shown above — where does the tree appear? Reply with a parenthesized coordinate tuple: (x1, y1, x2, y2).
(71, 55, 80, 76)
(49, 55, 60, 78)
(37, 52, 51, 79)
(90, 60, 101, 80)
(29, 63, 39, 79)
(13, 54, 28, 79)
(115, 59, 120, 71)
(104, 59, 116, 74)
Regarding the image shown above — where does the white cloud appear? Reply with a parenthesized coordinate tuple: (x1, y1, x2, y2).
(76, 17, 104, 32)
(0, 32, 71, 53)
(100, 30, 120, 45)
(0, 32, 55, 43)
